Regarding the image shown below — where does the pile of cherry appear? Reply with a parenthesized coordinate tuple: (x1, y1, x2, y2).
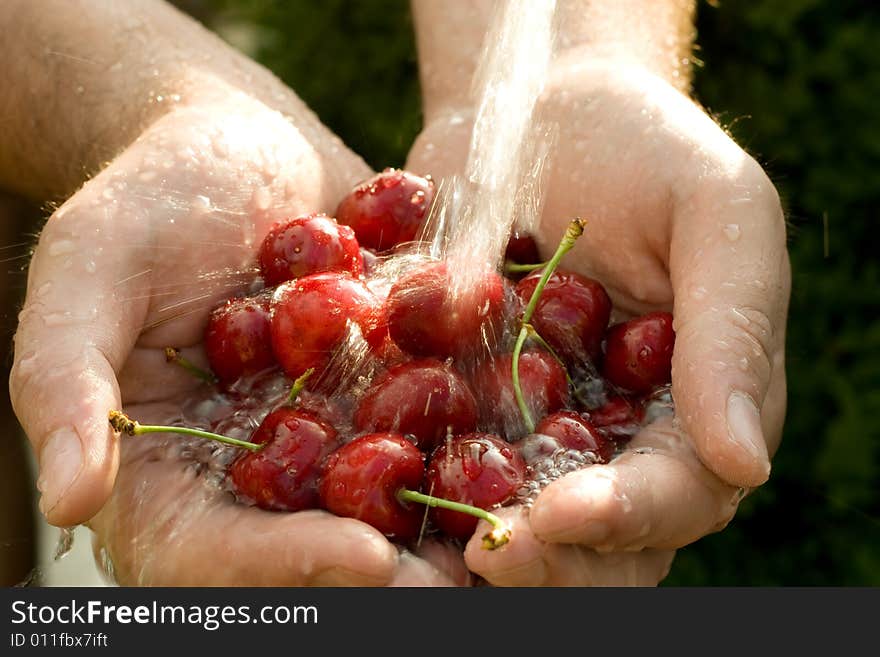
(109, 168, 675, 550)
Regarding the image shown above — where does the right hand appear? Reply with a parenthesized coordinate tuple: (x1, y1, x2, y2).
(10, 86, 468, 586)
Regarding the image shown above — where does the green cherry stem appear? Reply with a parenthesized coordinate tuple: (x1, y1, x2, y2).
(164, 347, 218, 385)
(108, 410, 262, 452)
(396, 488, 511, 550)
(287, 367, 315, 405)
(512, 218, 587, 433)
(503, 261, 547, 274)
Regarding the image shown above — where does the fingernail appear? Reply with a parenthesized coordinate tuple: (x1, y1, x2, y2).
(37, 428, 83, 516)
(726, 392, 771, 476)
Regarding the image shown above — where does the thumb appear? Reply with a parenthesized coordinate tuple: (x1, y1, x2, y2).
(670, 163, 791, 488)
(10, 194, 148, 526)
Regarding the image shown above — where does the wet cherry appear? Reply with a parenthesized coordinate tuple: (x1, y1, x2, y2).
(470, 350, 570, 439)
(335, 168, 435, 252)
(258, 212, 363, 286)
(386, 260, 506, 360)
(353, 358, 479, 451)
(424, 433, 526, 540)
(204, 293, 276, 385)
(269, 272, 387, 383)
(602, 311, 675, 394)
(515, 268, 612, 364)
(229, 407, 339, 512)
(318, 432, 425, 541)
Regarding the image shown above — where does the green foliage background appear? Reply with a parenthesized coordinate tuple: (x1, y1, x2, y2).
(206, 0, 880, 585)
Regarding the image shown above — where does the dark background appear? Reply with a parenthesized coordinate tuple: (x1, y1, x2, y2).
(2, 0, 878, 585)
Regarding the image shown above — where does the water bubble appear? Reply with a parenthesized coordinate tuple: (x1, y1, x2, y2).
(253, 186, 272, 212)
(723, 224, 741, 242)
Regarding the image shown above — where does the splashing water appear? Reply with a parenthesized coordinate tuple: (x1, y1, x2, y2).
(425, 0, 559, 294)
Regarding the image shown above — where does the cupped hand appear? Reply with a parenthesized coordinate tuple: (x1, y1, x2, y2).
(11, 83, 467, 586)
(407, 58, 790, 585)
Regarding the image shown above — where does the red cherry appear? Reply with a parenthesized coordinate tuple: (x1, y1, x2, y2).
(269, 272, 387, 382)
(204, 294, 276, 384)
(386, 260, 505, 360)
(257, 213, 363, 286)
(425, 433, 525, 540)
(602, 311, 675, 394)
(515, 268, 612, 363)
(335, 168, 435, 252)
(532, 410, 614, 462)
(353, 358, 478, 451)
(588, 395, 644, 428)
(319, 433, 425, 541)
(470, 350, 570, 439)
(504, 230, 540, 265)
(229, 407, 339, 512)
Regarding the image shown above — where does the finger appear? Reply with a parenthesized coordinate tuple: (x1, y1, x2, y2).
(388, 540, 471, 587)
(463, 508, 549, 586)
(529, 418, 741, 550)
(10, 193, 151, 526)
(90, 432, 398, 586)
(670, 158, 791, 487)
(464, 509, 675, 586)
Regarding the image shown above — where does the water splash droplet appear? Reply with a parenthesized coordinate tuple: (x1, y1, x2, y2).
(723, 224, 741, 242)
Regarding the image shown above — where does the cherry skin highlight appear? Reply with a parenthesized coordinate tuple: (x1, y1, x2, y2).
(269, 272, 387, 383)
(258, 212, 363, 286)
(515, 268, 612, 364)
(386, 260, 506, 360)
(335, 168, 435, 252)
(353, 358, 479, 451)
(319, 433, 425, 541)
(425, 433, 526, 540)
(204, 294, 276, 385)
(229, 407, 339, 512)
(602, 311, 676, 394)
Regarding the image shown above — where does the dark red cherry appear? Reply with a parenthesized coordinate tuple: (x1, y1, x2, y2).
(504, 230, 540, 265)
(353, 358, 478, 451)
(602, 311, 675, 394)
(229, 407, 339, 512)
(470, 350, 570, 440)
(269, 272, 387, 382)
(257, 213, 363, 286)
(319, 433, 425, 541)
(386, 260, 505, 360)
(533, 410, 614, 462)
(335, 168, 435, 252)
(425, 433, 526, 540)
(515, 268, 612, 364)
(204, 294, 276, 384)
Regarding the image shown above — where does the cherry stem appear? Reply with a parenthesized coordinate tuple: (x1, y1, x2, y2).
(396, 488, 511, 550)
(504, 261, 546, 274)
(108, 410, 262, 452)
(512, 218, 586, 433)
(164, 347, 217, 384)
(287, 368, 315, 405)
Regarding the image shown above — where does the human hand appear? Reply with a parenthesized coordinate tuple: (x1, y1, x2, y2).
(10, 85, 467, 586)
(407, 57, 790, 585)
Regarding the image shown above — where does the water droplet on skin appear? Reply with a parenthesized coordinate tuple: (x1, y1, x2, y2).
(75, 85, 84, 95)
(138, 170, 157, 183)
(253, 186, 272, 212)
(36, 282, 52, 297)
(723, 224, 741, 242)
(101, 187, 115, 200)
(85, 260, 97, 273)
(48, 240, 76, 257)
(17, 351, 38, 376)
(738, 357, 749, 372)
(691, 285, 708, 301)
